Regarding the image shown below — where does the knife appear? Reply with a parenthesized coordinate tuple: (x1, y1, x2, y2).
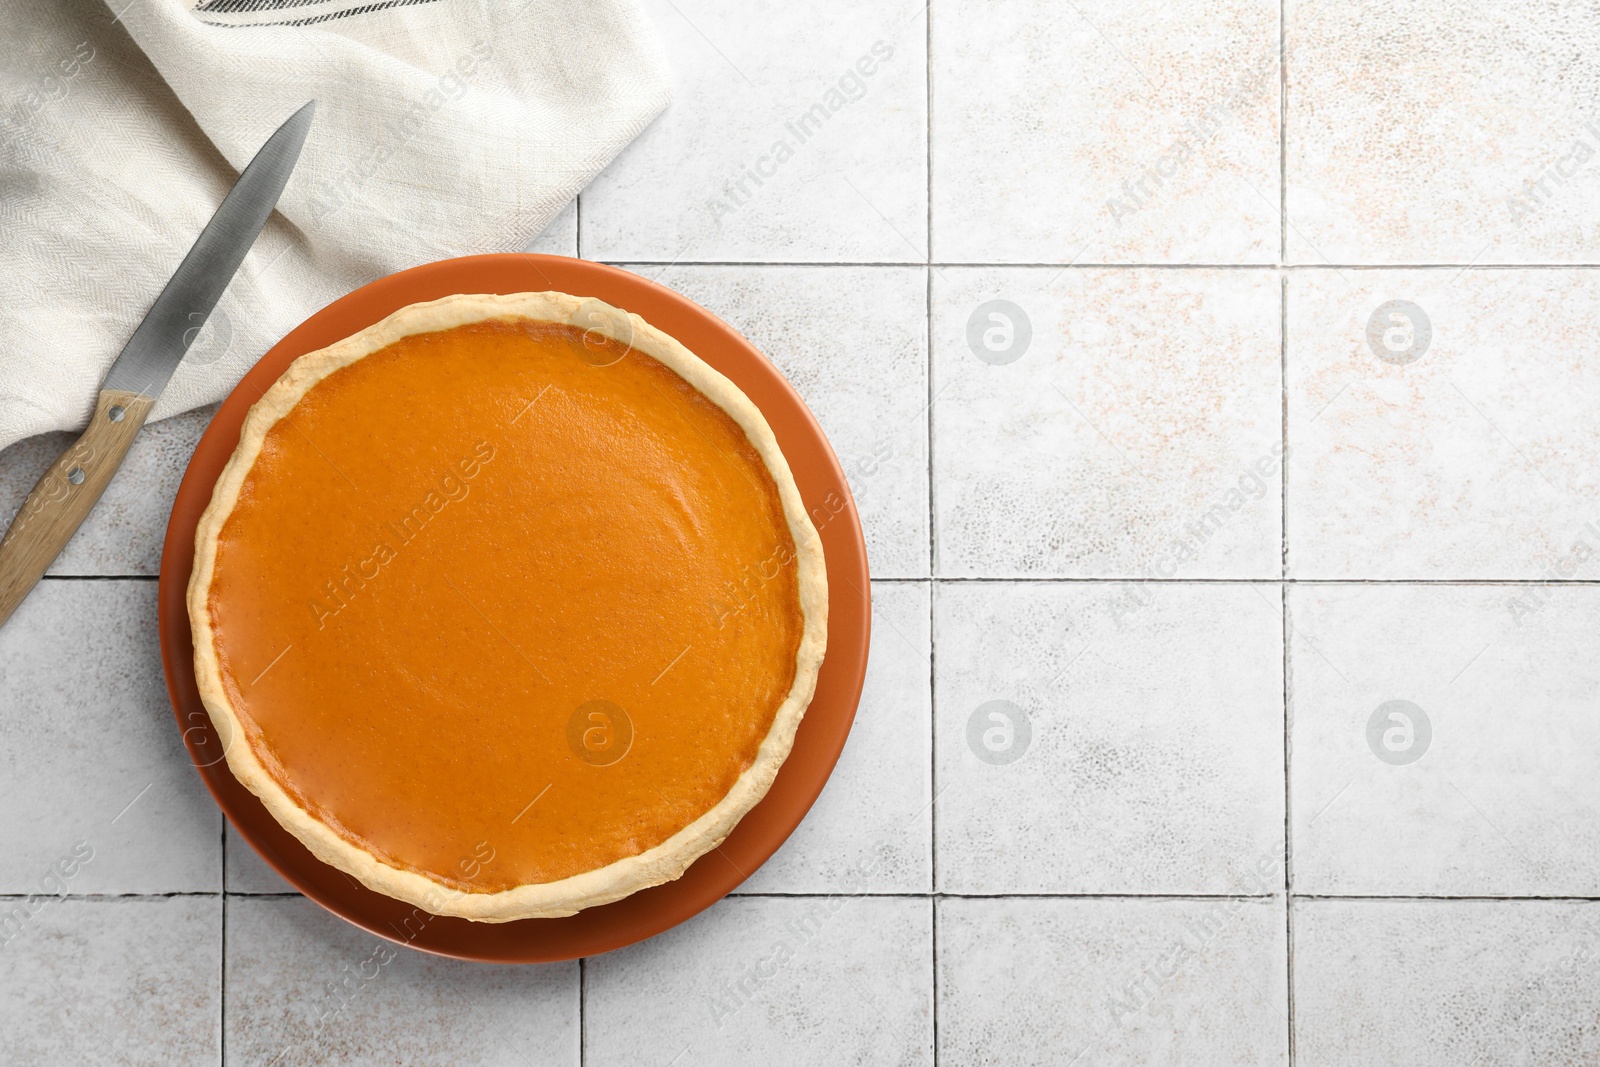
(0, 101, 315, 629)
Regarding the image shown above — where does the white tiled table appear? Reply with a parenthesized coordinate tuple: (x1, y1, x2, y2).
(7, 0, 1600, 1063)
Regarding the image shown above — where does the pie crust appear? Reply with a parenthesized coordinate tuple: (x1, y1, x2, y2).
(188, 292, 828, 921)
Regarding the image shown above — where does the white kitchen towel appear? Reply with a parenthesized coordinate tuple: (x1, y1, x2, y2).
(0, 0, 671, 453)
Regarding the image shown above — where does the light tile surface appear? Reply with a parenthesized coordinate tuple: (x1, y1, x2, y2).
(225, 823, 297, 895)
(1290, 583, 1600, 897)
(939, 896, 1288, 1066)
(1294, 900, 1600, 1066)
(581, 0, 926, 262)
(585, 895, 933, 1066)
(1288, 269, 1600, 579)
(935, 581, 1284, 895)
(1286, 0, 1600, 263)
(226, 895, 578, 1066)
(932, 267, 1282, 577)
(737, 581, 930, 894)
(0, 580, 219, 894)
(645, 264, 929, 575)
(933, 0, 1281, 264)
(0, 897, 220, 1066)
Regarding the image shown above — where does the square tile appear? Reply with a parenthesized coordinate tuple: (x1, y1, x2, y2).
(0, 405, 213, 576)
(0, 897, 219, 1064)
(932, 0, 1280, 263)
(585, 896, 932, 1066)
(225, 822, 298, 895)
(934, 581, 1284, 895)
(226, 895, 578, 1066)
(1286, 0, 1600, 263)
(523, 198, 579, 256)
(0, 580, 220, 894)
(1294, 900, 1600, 1066)
(1287, 269, 1600, 579)
(737, 581, 930, 894)
(932, 267, 1282, 578)
(939, 897, 1288, 1066)
(582, 0, 926, 262)
(642, 264, 929, 575)
(1289, 583, 1600, 896)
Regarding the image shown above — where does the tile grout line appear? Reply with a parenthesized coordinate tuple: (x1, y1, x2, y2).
(594, 260, 1600, 270)
(1296, 894, 1600, 902)
(1282, 586, 1297, 1064)
(928, 896, 939, 1065)
(37, 575, 162, 582)
(1278, 0, 1298, 1046)
(866, 576, 1600, 586)
(0, 892, 231, 899)
(732, 891, 1600, 901)
(1278, 0, 1296, 1049)
(928, 585, 940, 1064)
(44, 575, 1600, 586)
(220, 817, 228, 1067)
(24, 890, 1600, 902)
(578, 956, 587, 1067)
(925, 4, 940, 1058)
(1281, 276, 1297, 1067)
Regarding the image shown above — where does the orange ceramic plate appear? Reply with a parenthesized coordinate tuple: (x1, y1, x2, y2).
(158, 254, 871, 962)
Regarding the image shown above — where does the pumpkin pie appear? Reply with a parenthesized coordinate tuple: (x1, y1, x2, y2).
(188, 292, 828, 921)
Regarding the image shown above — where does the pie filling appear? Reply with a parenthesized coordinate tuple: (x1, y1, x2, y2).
(206, 319, 804, 893)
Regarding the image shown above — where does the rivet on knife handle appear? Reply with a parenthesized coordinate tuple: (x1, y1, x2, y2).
(0, 391, 153, 626)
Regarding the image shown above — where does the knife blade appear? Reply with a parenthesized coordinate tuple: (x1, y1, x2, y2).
(0, 100, 315, 628)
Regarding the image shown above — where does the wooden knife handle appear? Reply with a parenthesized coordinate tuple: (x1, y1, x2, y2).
(0, 390, 153, 627)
